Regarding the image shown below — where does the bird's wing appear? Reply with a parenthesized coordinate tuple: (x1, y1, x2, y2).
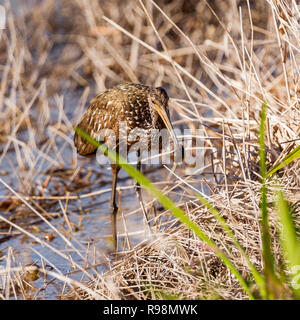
(74, 94, 122, 156)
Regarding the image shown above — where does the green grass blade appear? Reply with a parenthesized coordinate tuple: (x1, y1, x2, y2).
(195, 193, 266, 298)
(274, 185, 300, 299)
(74, 126, 254, 299)
(259, 103, 277, 298)
(266, 145, 300, 178)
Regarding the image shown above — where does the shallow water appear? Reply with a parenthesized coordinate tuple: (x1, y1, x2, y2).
(0, 140, 165, 298)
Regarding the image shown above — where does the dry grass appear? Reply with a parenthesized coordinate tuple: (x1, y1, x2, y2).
(0, 0, 299, 299)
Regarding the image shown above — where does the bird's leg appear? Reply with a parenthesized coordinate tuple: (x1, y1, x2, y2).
(110, 164, 120, 251)
(135, 152, 151, 233)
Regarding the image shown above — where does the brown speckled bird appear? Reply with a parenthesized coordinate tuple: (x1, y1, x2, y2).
(74, 83, 177, 249)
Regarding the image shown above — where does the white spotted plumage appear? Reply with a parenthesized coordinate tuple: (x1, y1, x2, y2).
(74, 83, 170, 156)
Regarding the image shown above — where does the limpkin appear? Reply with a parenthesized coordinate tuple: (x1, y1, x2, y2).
(74, 83, 177, 249)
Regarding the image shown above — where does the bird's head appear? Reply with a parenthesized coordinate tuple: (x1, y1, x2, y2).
(148, 87, 178, 150)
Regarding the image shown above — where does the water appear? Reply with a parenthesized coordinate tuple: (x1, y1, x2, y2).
(0, 142, 161, 298)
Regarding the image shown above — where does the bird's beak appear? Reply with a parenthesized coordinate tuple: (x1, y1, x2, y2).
(151, 101, 179, 150)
